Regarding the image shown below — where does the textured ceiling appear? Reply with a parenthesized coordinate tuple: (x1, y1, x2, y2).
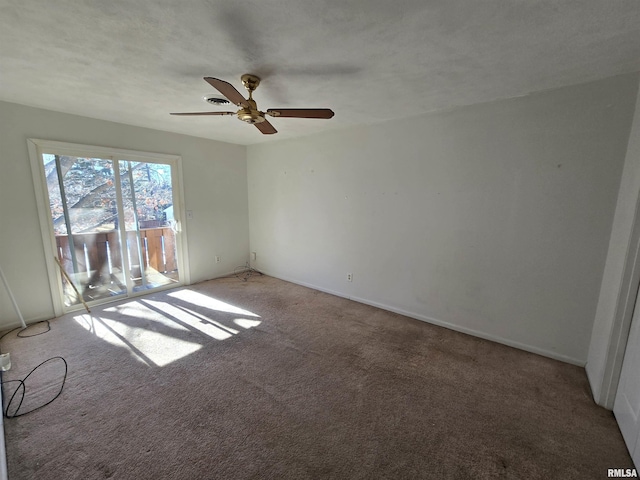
(1, 0, 640, 145)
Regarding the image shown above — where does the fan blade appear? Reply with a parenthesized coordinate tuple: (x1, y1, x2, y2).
(254, 120, 277, 135)
(266, 108, 334, 119)
(204, 77, 249, 108)
(170, 112, 235, 116)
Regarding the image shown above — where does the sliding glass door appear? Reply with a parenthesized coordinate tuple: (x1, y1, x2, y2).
(31, 141, 186, 312)
(118, 160, 179, 293)
(47, 155, 127, 305)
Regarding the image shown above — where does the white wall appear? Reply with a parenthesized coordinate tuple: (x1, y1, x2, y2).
(2, 74, 637, 368)
(587, 85, 640, 408)
(248, 74, 638, 365)
(0, 101, 248, 328)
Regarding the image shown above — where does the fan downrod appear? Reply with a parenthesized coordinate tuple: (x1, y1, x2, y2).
(238, 74, 265, 124)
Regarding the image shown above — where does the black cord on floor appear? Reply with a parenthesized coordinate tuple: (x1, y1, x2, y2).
(18, 320, 51, 338)
(233, 262, 263, 282)
(2, 357, 68, 418)
(0, 320, 67, 418)
(0, 320, 51, 342)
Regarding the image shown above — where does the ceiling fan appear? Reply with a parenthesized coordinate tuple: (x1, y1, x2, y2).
(171, 74, 335, 135)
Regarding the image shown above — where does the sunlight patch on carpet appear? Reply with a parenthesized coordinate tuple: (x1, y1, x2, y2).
(168, 290, 260, 317)
(234, 318, 262, 329)
(71, 292, 262, 366)
(141, 299, 237, 339)
(73, 309, 202, 367)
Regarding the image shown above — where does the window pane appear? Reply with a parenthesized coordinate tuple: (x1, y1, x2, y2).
(119, 160, 179, 293)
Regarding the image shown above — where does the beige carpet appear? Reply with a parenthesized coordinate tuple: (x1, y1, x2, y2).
(0, 274, 633, 479)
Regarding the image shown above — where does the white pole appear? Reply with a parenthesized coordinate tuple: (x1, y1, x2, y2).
(0, 264, 28, 329)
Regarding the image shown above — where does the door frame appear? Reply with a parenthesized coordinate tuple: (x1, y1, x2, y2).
(613, 276, 640, 463)
(27, 138, 191, 316)
(596, 186, 640, 409)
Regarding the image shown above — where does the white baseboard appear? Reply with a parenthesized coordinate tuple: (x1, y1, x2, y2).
(254, 268, 585, 367)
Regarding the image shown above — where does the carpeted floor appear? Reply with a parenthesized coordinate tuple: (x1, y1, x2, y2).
(0, 274, 634, 479)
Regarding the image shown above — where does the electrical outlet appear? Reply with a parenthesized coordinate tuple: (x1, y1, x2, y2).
(251, 252, 257, 261)
(347, 273, 353, 282)
(215, 255, 221, 263)
(186, 210, 194, 220)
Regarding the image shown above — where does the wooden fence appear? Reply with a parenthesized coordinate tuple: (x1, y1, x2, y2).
(55, 227, 177, 278)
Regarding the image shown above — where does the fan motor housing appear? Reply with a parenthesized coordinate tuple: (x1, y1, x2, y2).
(237, 109, 266, 124)
(237, 97, 265, 124)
